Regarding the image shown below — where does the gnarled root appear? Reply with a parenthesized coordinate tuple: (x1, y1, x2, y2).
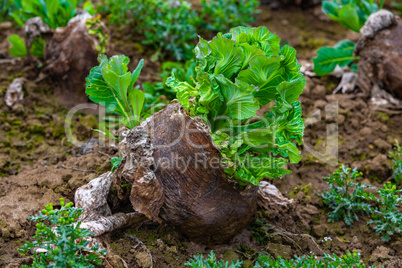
(74, 172, 145, 237)
(258, 181, 294, 213)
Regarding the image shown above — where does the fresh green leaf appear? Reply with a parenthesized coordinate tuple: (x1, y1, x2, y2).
(110, 157, 122, 172)
(129, 59, 144, 92)
(86, 59, 119, 111)
(238, 56, 283, 105)
(322, 0, 378, 32)
(337, 4, 362, 32)
(101, 55, 131, 101)
(210, 37, 244, 80)
(8, 34, 27, 58)
(215, 76, 259, 120)
(313, 40, 358, 76)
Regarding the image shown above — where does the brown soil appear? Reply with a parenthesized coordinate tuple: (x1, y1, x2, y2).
(0, 5, 401, 268)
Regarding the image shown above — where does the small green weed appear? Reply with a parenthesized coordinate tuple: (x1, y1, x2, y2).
(186, 251, 376, 268)
(18, 198, 106, 267)
(368, 182, 402, 241)
(390, 140, 402, 184)
(185, 251, 242, 268)
(319, 165, 374, 226)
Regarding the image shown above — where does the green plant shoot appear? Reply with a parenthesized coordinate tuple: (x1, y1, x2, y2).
(8, 34, 27, 58)
(8, 34, 45, 59)
(111, 157, 122, 172)
(86, 55, 145, 139)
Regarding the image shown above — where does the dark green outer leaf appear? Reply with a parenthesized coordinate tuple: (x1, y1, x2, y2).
(86, 66, 117, 104)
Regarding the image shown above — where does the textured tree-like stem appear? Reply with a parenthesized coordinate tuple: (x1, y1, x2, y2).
(75, 103, 294, 244)
(114, 103, 259, 244)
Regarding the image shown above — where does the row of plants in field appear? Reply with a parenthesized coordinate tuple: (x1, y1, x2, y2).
(0, 0, 257, 62)
(5, 0, 101, 61)
(97, 0, 260, 60)
(320, 143, 402, 242)
(8, 13, 107, 60)
(19, 199, 382, 267)
(185, 250, 377, 267)
(3, 0, 261, 111)
(0, 0, 94, 27)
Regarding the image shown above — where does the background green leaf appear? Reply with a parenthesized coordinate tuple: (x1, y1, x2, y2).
(313, 40, 358, 76)
(8, 34, 27, 58)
